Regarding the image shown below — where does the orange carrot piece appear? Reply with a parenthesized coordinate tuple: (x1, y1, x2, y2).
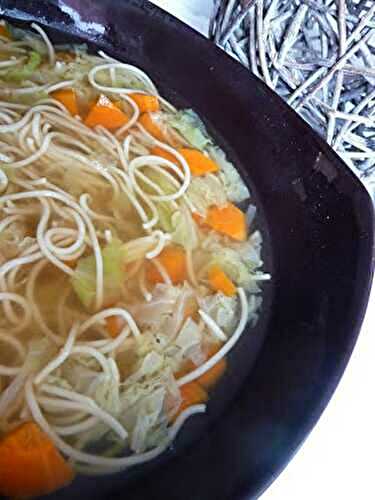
(105, 315, 126, 338)
(206, 203, 247, 241)
(197, 344, 227, 390)
(151, 146, 179, 165)
(208, 265, 237, 297)
(0, 422, 75, 498)
(0, 25, 10, 39)
(175, 343, 226, 391)
(51, 88, 78, 116)
(178, 148, 219, 176)
(85, 94, 129, 130)
(130, 93, 160, 113)
(146, 246, 187, 286)
(174, 360, 195, 380)
(192, 212, 205, 227)
(139, 113, 165, 142)
(172, 382, 208, 421)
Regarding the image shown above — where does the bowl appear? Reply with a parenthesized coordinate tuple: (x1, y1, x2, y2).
(0, 1, 373, 498)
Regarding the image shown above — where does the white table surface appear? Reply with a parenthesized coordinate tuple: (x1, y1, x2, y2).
(151, 1, 375, 499)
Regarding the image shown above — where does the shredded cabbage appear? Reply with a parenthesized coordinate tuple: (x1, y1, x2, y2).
(186, 175, 227, 215)
(199, 293, 238, 335)
(71, 239, 126, 308)
(155, 201, 175, 233)
(92, 372, 121, 417)
(167, 109, 211, 150)
(143, 169, 176, 196)
(7, 26, 48, 54)
(208, 146, 250, 203)
(4, 51, 42, 82)
(171, 208, 198, 250)
(120, 375, 170, 453)
(175, 318, 201, 354)
(130, 387, 166, 453)
(129, 283, 196, 340)
(198, 229, 264, 292)
(209, 248, 256, 289)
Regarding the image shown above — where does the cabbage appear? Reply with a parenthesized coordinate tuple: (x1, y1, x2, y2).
(199, 293, 238, 335)
(231, 235, 264, 272)
(171, 209, 198, 250)
(208, 146, 250, 203)
(139, 352, 164, 377)
(175, 317, 204, 367)
(175, 318, 201, 354)
(121, 378, 167, 422)
(130, 284, 196, 347)
(4, 51, 42, 82)
(210, 248, 254, 289)
(129, 387, 166, 453)
(186, 175, 227, 215)
(248, 294, 263, 327)
(198, 228, 264, 291)
(156, 204, 199, 250)
(144, 169, 176, 196)
(156, 202, 176, 233)
(92, 372, 121, 417)
(71, 239, 127, 309)
(128, 284, 181, 328)
(7, 26, 48, 54)
(167, 110, 211, 150)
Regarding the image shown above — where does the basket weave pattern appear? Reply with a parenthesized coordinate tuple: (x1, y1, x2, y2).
(210, 0, 375, 194)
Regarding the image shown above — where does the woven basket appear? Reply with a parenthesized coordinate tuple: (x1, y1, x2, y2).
(209, 0, 375, 194)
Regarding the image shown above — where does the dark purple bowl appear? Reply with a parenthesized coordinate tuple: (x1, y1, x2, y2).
(0, 1, 373, 499)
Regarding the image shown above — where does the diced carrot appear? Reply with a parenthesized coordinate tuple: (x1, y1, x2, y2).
(146, 246, 187, 286)
(206, 203, 247, 241)
(0, 24, 11, 39)
(0, 422, 75, 498)
(197, 344, 227, 390)
(174, 360, 195, 380)
(51, 88, 78, 116)
(85, 94, 129, 130)
(171, 382, 208, 422)
(175, 344, 227, 391)
(105, 315, 126, 338)
(192, 212, 205, 227)
(178, 148, 219, 176)
(139, 113, 166, 142)
(151, 146, 179, 165)
(208, 265, 237, 297)
(130, 93, 160, 113)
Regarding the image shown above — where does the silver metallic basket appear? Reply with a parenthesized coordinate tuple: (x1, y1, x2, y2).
(209, 0, 375, 195)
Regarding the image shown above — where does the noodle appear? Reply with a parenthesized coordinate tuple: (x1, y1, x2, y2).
(0, 23, 269, 494)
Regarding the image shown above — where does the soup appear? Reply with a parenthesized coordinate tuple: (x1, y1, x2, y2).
(0, 22, 270, 498)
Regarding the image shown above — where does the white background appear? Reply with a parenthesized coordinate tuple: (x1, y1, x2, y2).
(151, 1, 375, 498)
